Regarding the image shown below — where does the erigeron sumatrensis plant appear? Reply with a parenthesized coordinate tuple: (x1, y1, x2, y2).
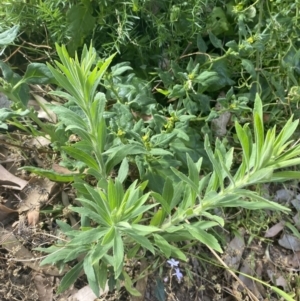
(34, 43, 299, 301)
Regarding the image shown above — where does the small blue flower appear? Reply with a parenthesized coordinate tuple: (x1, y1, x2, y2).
(167, 258, 179, 268)
(173, 268, 183, 281)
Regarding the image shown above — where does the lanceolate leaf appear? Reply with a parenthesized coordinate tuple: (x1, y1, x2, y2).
(185, 225, 223, 253)
(57, 261, 83, 294)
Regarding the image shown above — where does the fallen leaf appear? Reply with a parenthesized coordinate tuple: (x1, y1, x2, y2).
(0, 227, 67, 276)
(223, 228, 245, 280)
(274, 189, 294, 202)
(33, 273, 54, 301)
(291, 196, 300, 211)
(278, 234, 300, 251)
(266, 269, 288, 291)
(27, 136, 51, 148)
(18, 177, 56, 213)
(30, 93, 57, 123)
(211, 102, 231, 138)
(131, 259, 148, 301)
(238, 253, 264, 298)
(288, 251, 300, 268)
(67, 284, 109, 301)
(27, 208, 40, 226)
(0, 164, 28, 190)
(264, 221, 285, 238)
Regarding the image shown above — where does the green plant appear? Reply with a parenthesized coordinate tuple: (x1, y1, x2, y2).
(29, 43, 300, 301)
(0, 25, 58, 134)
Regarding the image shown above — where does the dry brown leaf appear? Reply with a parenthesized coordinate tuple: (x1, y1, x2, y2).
(274, 189, 294, 202)
(291, 196, 300, 211)
(27, 136, 51, 148)
(278, 234, 300, 251)
(238, 254, 263, 299)
(0, 164, 28, 190)
(266, 269, 288, 291)
(264, 221, 285, 238)
(30, 93, 57, 123)
(18, 177, 56, 213)
(223, 228, 245, 280)
(0, 227, 67, 276)
(67, 285, 100, 301)
(288, 251, 300, 268)
(0, 203, 18, 225)
(131, 259, 148, 301)
(33, 273, 54, 301)
(52, 163, 79, 175)
(27, 209, 40, 226)
(211, 102, 231, 138)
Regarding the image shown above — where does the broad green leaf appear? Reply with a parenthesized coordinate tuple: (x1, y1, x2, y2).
(204, 136, 224, 190)
(105, 144, 146, 174)
(56, 219, 74, 234)
(171, 167, 198, 193)
(66, 227, 107, 246)
(259, 127, 276, 168)
(97, 52, 117, 81)
(201, 212, 224, 227)
(253, 94, 264, 169)
(185, 225, 223, 253)
(0, 108, 30, 122)
(151, 192, 170, 214)
(47, 64, 82, 103)
(149, 148, 173, 156)
(95, 261, 108, 291)
(84, 255, 99, 297)
(150, 132, 177, 147)
(187, 154, 200, 189)
(49, 106, 87, 130)
(247, 167, 273, 185)
(57, 261, 83, 294)
(62, 146, 99, 171)
(108, 179, 124, 211)
(0, 25, 19, 47)
(23, 63, 54, 84)
(64, 245, 89, 262)
(111, 64, 133, 76)
(215, 148, 235, 186)
(91, 242, 112, 265)
(40, 247, 71, 265)
(102, 227, 115, 245)
(117, 157, 129, 183)
(83, 185, 111, 224)
(235, 122, 251, 171)
(123, 270, 142, 297)
(126, 231, 155, 254)
(169, 246, 187, 261)
(153, 234, 172, 257)
(241, 59, 256, 79)
(113, 230, 124, 278)
(162, 178, 174, 208)
(209, 32, 223, 49)
(125, 203, 158, 221)
(273, 118, 298, 155)
(271, 171, 300, 182)
(131, 224, 161, 235)
(150, 209, 166, 227)
(70, 206, 110, 225)
(19, 166, 81, 182)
